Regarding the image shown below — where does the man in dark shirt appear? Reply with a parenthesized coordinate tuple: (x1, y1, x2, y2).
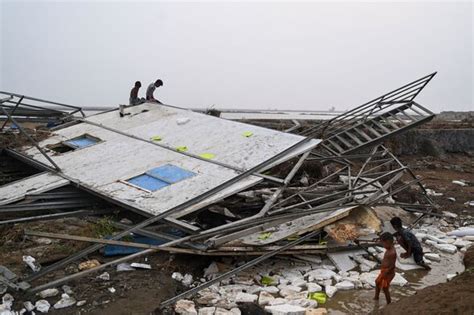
(146, 79, 163, 103)
(390, 216, 431, 270)
(130, 81, 145, 106)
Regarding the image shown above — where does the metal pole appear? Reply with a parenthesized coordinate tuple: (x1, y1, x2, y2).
(1, 96, 24, 131)
(0, 106, 61, 171)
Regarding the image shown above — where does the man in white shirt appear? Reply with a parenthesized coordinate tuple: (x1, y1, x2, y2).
(146, 79, 163, 103)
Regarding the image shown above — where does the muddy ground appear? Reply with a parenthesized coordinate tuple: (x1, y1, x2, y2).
(0, 152, 473, 314)
(378, 246, 474, 315)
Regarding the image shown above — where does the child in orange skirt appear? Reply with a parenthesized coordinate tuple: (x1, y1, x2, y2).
(374, 232, 397, 304)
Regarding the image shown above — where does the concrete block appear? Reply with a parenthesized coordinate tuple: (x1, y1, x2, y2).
(265, 304, 306, 315)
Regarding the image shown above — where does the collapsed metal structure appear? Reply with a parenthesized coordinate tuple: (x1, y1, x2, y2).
(0, 73, 438, 306)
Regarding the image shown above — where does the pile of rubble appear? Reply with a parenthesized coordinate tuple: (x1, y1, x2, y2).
(168, 210, 472, 315)
(1, 73, 473, 314)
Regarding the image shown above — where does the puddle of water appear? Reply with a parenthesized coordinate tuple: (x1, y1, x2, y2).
(324, 252, 465, 314)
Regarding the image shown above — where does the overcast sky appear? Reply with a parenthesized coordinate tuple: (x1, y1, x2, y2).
(1, 1, 472, 112)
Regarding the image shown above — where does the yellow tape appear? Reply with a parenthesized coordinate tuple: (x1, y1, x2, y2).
(199, 153, 215, 159)
(242, 131, 253, 137)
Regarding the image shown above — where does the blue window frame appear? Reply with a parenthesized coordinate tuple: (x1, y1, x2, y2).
(65, 135, 100, 149)
(126, 164, 195, 192)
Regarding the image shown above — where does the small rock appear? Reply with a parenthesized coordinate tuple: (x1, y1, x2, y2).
(108, 287, 116, 293)
(182, 274, 194, 287)
(196, 292, 220, 305)
(305, 308, 328, 315)
(453, 239, 472, 248)
(61, 285, 73, 295)
(117, 263, 135, 272)
(447, 273, 457, 281)
(426, 235, 448, 244)
(130, 263, 152, 269)
(258, 291, 275, 306)
(76, 300, 87, 307)
(97, 272, 110, 281)
(288, 299, 317, 308)
(306, 283, 322, 293)
(291, 278, 307, 288)
(335, 280, 354, 290)
(268, 298, 288, 306)
(265, 303, 306, 315)
(35, 300, 51, 313)
(175, 299, 197, 315)
(172, 272, 184, 281)
(235, 292, 258, 303)
(305, 269, 336, 281)
(2, 293, 13, 310)
(452, 180, 467, 187)
(203, 262, 220, 279)
(434, 243, 457, 254)
(229, 308, 241, 315)
(23, 301, 35, 312)
(38, 288, 59, 298)
(198, 307, 216, 315)
(424, 253, 441, 262)
(119, 218, 133, 225)
(262, 286, 280, 294)
(78, 259, 100, 271)
(325, 285, 337, 298)
(33, 237, 52, 245)
(23, 255, 41, 272)
(53, 293, 76, 309)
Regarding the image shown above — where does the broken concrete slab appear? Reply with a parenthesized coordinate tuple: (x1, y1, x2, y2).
(335, 280, 355, 290)
(175, 299, 198, 315)
(265, 303, 306, 315)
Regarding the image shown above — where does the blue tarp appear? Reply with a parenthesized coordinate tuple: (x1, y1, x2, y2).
(103, 235, 167, 256)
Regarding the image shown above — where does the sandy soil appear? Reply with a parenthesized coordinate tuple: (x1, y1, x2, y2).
(377, 246, 474, 315)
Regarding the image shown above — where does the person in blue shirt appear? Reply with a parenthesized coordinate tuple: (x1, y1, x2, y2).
(390, 216, 431, 270)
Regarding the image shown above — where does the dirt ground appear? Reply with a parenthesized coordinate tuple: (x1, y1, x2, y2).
(374, 152, 474, 315)
(378, 246, 474, 315)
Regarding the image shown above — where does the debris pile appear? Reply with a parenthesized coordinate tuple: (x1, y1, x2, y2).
(0, 73, 473, 313)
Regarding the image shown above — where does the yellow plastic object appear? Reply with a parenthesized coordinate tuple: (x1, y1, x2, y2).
(308, 292, 327, 304)
(258, 232, 272, 240)
(199, 153, 215, 160)
(150, 135, 162, 142)
(176, 146, 188, 152)
(242, 131, 253, 137)
(261, 275, 276, 286)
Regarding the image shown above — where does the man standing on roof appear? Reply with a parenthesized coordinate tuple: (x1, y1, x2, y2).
(146, 79, 164, 104)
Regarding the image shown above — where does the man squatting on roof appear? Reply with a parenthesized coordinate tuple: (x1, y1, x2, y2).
(146, 79, 164, 104)
(121, 79, 163, 117)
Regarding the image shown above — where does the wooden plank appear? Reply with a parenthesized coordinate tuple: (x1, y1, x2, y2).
(239, 206, 355, 246)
